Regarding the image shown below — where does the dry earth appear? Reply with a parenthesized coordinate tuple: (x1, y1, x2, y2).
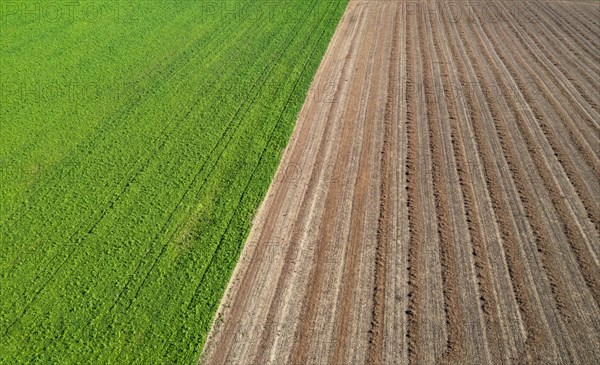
(201, 0, 600, 364)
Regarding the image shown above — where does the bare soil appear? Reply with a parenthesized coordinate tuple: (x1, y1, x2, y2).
(201, 1, 600, 364)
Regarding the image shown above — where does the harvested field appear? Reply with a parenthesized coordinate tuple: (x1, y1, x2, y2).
(202, 0, 600, 364)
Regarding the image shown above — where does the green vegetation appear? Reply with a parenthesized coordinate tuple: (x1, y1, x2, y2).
(0, 0, 347, 362)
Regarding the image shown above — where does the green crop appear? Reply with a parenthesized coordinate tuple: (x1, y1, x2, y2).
(0, 1, 348, 363)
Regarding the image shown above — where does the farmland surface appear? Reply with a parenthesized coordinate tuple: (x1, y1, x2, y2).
(0, 0, 348, 362)
(202, 0, 600, 364)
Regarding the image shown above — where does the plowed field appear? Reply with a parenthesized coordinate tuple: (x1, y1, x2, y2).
(202, 1, 600, 364)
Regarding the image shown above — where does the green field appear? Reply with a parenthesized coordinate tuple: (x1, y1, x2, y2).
(0, 1, 347, 362)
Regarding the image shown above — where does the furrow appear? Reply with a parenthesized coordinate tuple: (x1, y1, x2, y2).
(243, 5, 368, 365)
(498, 2, 600, 142)
(488, 4, 600, 232)
(474, 15, 600, 309)
(569, 4, 600, 31)
(536, 0, 600, 61)
(288, 4, 383, 363)
(366, 3, 398, 364)
(515, 3, 600, 133)
(524, 7, 599, 116)
(404, 7, 423, 364)
(462, 19, 585, 365)
(445, 7, 557, 363)
(429, 2, 507, 362)
(418, 6, 465, 363)
(326, 3, 389, 364)
(537, 2, 600, 73)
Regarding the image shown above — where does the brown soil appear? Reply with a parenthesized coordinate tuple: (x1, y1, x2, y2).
(201, 1, 600, 364)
